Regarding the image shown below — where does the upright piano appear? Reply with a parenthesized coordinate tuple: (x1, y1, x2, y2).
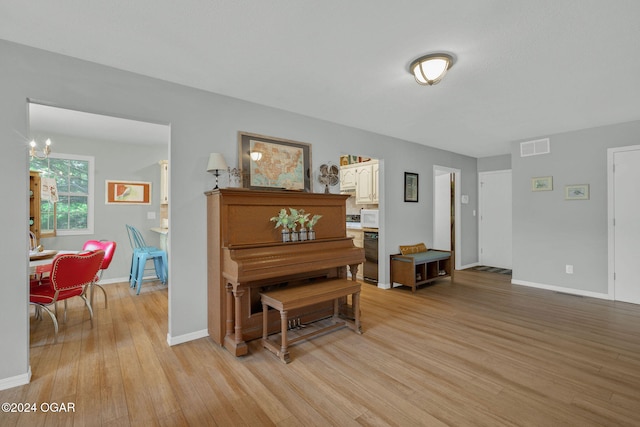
(206, 188, 365, 356)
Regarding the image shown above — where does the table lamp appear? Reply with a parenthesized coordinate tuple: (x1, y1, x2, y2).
(207, 153, 228, 190)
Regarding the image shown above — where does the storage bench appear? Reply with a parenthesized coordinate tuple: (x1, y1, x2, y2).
(390, 250, 453, 293)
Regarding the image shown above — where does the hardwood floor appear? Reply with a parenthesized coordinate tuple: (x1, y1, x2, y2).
(2, 270, 640, 426)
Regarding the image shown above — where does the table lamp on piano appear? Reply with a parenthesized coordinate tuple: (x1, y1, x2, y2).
(207, 153, 228, 190)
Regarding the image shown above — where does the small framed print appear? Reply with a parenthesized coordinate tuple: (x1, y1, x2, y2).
(404, 172, 419, 202)
(531, 176, 553, 192)
(565, 184, 589, 200)
(106, 180, 151, 205)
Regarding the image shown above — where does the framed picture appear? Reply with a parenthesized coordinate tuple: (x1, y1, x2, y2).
(238, 132, 312, 192)
(105, 180, 151, 205)
(531, 176, 553, 192)
(565, 184, 589, 200)
(404, 172, 419, 202)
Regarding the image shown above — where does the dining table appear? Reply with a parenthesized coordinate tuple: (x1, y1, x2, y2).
(29, 250, 77, 275)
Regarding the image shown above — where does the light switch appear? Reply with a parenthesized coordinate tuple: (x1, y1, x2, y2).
(147, 211, 156, 220)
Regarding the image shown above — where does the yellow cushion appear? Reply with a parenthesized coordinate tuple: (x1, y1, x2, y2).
(399, 243, 428, 255)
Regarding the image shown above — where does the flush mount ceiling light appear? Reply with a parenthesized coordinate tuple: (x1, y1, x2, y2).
(409, 53, 455, 86)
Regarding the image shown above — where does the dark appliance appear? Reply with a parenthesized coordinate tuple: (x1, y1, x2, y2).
(363, 231, 378, 283)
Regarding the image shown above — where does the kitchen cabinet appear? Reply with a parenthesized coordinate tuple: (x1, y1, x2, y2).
(340, 164, 357, 192)
(29, 171, 56, 243)
(29, 171, 41, 243)
(159, 160, 169, 204)
(372, 161, 379, 203)
(346, 228, 364, 279)
(355, 160, 378, 205)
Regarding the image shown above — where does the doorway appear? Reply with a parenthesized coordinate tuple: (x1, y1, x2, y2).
(608, 146, 640, 304)
(27, 102, 171, 341)
(478, 170, 512, 269)
(433, 166, 461, 270)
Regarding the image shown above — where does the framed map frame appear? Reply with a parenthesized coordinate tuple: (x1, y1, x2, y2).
(238, 132, 312, 192)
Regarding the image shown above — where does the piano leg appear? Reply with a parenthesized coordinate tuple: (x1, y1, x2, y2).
(348, 263, 359, 280)
(225, 283, 234, 341)
(224, 284, 248, 356)
(279, 310, 290, 363)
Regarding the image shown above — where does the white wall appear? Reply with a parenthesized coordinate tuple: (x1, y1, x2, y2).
(512, 120, 640, 295)
(0, 39, 478, 387)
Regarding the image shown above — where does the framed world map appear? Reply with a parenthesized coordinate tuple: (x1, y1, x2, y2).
(238, 132, 312, 192)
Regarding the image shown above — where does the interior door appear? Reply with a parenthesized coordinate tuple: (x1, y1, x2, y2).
(479, 170, 512, 269)
(613, 149, 640, 304)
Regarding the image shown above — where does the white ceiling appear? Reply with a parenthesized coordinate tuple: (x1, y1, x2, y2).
(3, 0, 640, 158)
(29, 103, 170, 146)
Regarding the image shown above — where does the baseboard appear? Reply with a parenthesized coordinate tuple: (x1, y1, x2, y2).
(0, 366, 31, 391)
(166, 329, 209, 346)
(99, 276, 129, 285)
(511, 279, 611, 300)
(98, 275, 164, 285)
(459, 262, 480, 270)
(376, 281, 392, 290)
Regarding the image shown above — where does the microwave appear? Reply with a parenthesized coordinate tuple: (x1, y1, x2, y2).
(361, 209, 379, 228)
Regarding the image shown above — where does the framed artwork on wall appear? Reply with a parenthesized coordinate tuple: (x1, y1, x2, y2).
(565, 184, 589, 200)
(238, 132, 312, 192)
(531, 176, 553, 191)
(105, 180, 151, 204)
(404, 172, 419, 202)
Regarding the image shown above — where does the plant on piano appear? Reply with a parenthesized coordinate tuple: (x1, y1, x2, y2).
(307, 214, 322, 240)
(270, 208, 292, 229)
(308, 214, 322, 228)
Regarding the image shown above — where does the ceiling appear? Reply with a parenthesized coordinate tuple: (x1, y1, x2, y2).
(29, 103, 170, 146)
(3, 0, 640, 158)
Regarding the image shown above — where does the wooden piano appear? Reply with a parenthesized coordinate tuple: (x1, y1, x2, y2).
(206, 188, 365, 356)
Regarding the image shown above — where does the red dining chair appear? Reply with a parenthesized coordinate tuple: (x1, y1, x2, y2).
(82, 240, 117, 308)
(29, 250, 105, 343)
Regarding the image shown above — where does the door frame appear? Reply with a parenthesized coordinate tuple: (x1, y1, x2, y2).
(433, 165, 461, 270)
(478, 169, 512, 269)
(607, 145, 640, 300)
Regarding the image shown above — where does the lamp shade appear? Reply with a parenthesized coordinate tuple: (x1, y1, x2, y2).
(410, 53, 454, 86)
(207, 153, 228, 172)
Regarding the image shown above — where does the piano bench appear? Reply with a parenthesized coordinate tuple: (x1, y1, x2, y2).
(260, 279, 362, 363)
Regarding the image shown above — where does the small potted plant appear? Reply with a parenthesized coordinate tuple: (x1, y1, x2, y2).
(270, 208, 292, 242)
(307, 214, 322, 240)
(296, 209, 310, 241)
(287, 208, 302, 241)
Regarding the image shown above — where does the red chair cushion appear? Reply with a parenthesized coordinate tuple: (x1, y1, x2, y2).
(30, 282, 85, 305)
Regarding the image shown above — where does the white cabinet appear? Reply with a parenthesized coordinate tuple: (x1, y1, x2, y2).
(355, 160, 378, 205)
(372, 161, 379, 204)
(340, 164, 357, 192)
(159, 160, 169, 204)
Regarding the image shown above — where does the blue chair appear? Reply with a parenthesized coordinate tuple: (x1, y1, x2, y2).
(126, 225, 168, 294)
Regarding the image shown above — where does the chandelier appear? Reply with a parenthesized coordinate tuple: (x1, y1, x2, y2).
(30, 138, 52, 160)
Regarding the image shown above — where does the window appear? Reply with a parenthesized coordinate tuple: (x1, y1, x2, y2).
(30, 153, 94, 235)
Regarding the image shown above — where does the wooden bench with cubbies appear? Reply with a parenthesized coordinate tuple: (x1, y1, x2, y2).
(390, 247, 453, 293)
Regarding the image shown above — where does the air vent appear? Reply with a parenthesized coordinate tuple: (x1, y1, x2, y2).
(520, 138, 550, 157)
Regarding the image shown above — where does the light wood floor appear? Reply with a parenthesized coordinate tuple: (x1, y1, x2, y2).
(2, 270, 640, 426)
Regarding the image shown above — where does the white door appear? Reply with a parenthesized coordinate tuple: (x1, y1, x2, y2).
(433, 172, 451, 250)
(479, 170, 512, 269)
(612, 149, 640, 304)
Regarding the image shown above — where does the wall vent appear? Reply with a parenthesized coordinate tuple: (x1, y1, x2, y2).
(520, 138, 550, 157)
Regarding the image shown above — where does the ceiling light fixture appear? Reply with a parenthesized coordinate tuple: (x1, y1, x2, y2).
(29, 138, 52, 159)
(409, 53, 455, 86)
